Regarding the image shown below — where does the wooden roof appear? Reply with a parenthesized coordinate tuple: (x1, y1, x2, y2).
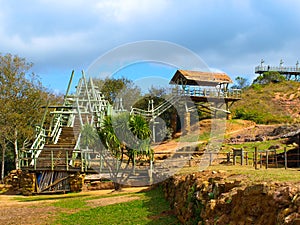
(169, 70, 233, 86)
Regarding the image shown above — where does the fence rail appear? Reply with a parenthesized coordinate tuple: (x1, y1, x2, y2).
(255, 65, 300, 73)
(20, 145, 300, 176)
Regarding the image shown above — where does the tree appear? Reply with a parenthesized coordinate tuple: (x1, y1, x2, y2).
(253, 71, 286, 85)
(148, 85, 171, 97)
(98, 113, 152, 190)
(0, 53, 47, 177)
(93, 77, 142, 110)
(231, 76, 249, 89)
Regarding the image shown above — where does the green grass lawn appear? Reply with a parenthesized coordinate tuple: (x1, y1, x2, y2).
(178, 164, 300, 183)
(221, 139, 295, 154)
(15, 187, 179, 225)
(54, 187, 179, 225)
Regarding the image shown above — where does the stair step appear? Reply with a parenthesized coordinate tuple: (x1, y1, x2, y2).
(44, 145, 75, 149)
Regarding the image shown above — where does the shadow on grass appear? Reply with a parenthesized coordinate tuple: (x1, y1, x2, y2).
(140, 185, 180, 225)
(53, 185, 180, 225)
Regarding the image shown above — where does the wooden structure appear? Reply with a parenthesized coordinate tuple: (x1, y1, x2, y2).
(169, 70, 241, 102)
(255, 60, 300, 81)
(20, 71, 161, 192)
(19, 69, 241, 192)
(19, 71, 113, 192)
(232, 148, 248, 165)
(169, 70, 241, 132)
(131, 69, 241, 136)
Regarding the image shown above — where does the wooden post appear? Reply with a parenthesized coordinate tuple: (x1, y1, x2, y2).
(245, 151, 248, 165)
(64, 70, 74, 104)
(51, 150, 54, 171)
(241, 149, 244, 165)
(260, 153, 262, 168)
(85, 152, 88, 172)
(81, 153, 84, 173)
(233, 153, 236, 165)
(209, 152, 213, 166)
(227, 152, 231, 163)
(171, 112, 177, 138)
(34, 151, 36, 170)
(266, 150, 269, 169)
(284, 147, 287, 170)
(184, 112, 191, 135)
(274, 149, 278, 168)
(99, 154, 103, 173)
(66, 150, 69, 171)
(254, 147, 258, 170)
(133, 152, 136, 175)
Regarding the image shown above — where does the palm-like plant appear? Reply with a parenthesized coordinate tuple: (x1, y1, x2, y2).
(99, 116, 121, 158)
(98, 113, 152, 190)
(129, 115, 152, 158)
(80, 124, 99, 150)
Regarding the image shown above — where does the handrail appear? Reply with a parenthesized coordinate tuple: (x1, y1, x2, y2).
(51, 115, 62, 142)
(30, 127, 46, 151)
(130, 87, 241, 119)
(255, 65, 300, 73)
(28, 127, 46, 165)
(182, 87, 242, 98)
(130, 94, 180, 119)
(152, 95, 178, 114)
(74, 133, 81, 150)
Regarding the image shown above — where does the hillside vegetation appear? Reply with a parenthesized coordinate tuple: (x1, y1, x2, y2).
(232, 80, 300, 124)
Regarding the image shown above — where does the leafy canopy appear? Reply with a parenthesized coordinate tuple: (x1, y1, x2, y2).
(99, 113, 152, 159)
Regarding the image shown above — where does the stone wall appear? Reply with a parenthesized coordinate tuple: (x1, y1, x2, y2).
(3, 170, 85, 195)
(69, 173, 85, 192)
(4, 170, 36, 195)
(162, 171, 300, 224)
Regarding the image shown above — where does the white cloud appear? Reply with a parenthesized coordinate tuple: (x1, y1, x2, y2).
(0, 0, 299, 92)
(95, 0, 169, 22)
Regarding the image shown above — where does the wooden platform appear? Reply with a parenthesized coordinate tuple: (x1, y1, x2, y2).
(189, 95, 241, 103)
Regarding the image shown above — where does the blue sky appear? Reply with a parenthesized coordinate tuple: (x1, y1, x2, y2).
(1, 0, 300, 94)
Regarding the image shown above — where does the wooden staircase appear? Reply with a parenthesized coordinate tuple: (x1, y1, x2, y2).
(36, 127, 77, 170)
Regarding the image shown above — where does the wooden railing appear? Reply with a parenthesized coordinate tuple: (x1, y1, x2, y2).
(181, 87, 242, 99)
(20, 149, 85, 172)
(130, 94, 179, 119)
(255, 65, 300, 74)
(30, 127, 46, 153)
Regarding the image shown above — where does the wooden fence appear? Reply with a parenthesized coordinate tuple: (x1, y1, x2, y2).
(224, 147, 300, 169)
(20, 145, 300, 175)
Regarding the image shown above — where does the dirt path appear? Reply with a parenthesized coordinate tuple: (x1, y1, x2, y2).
(0, 195, 58, 225)
(86, 195, 141, 207)
(0, 187, 148, 225)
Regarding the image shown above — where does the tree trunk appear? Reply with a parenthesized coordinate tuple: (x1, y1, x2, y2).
(113, 182, 122, 191)
(1, 139, 6, 180)
(14, 129, 19, 170)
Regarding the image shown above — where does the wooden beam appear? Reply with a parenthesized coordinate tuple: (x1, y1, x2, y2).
(39, 175, 70, 193)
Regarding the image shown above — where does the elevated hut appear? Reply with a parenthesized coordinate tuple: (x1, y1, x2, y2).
(169, 69, 241, 133)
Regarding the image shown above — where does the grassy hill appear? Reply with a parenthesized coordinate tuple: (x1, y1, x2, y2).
(231, 81, 300, 124)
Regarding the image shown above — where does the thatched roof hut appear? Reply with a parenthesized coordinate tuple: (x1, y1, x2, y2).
(169, 70, 233, 87)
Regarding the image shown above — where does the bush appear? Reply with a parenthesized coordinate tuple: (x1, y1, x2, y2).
(253, 71, 286, 85)
(234, 109, 265, 124)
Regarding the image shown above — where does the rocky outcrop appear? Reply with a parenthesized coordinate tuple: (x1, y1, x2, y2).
(162, 171, 300, 224)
